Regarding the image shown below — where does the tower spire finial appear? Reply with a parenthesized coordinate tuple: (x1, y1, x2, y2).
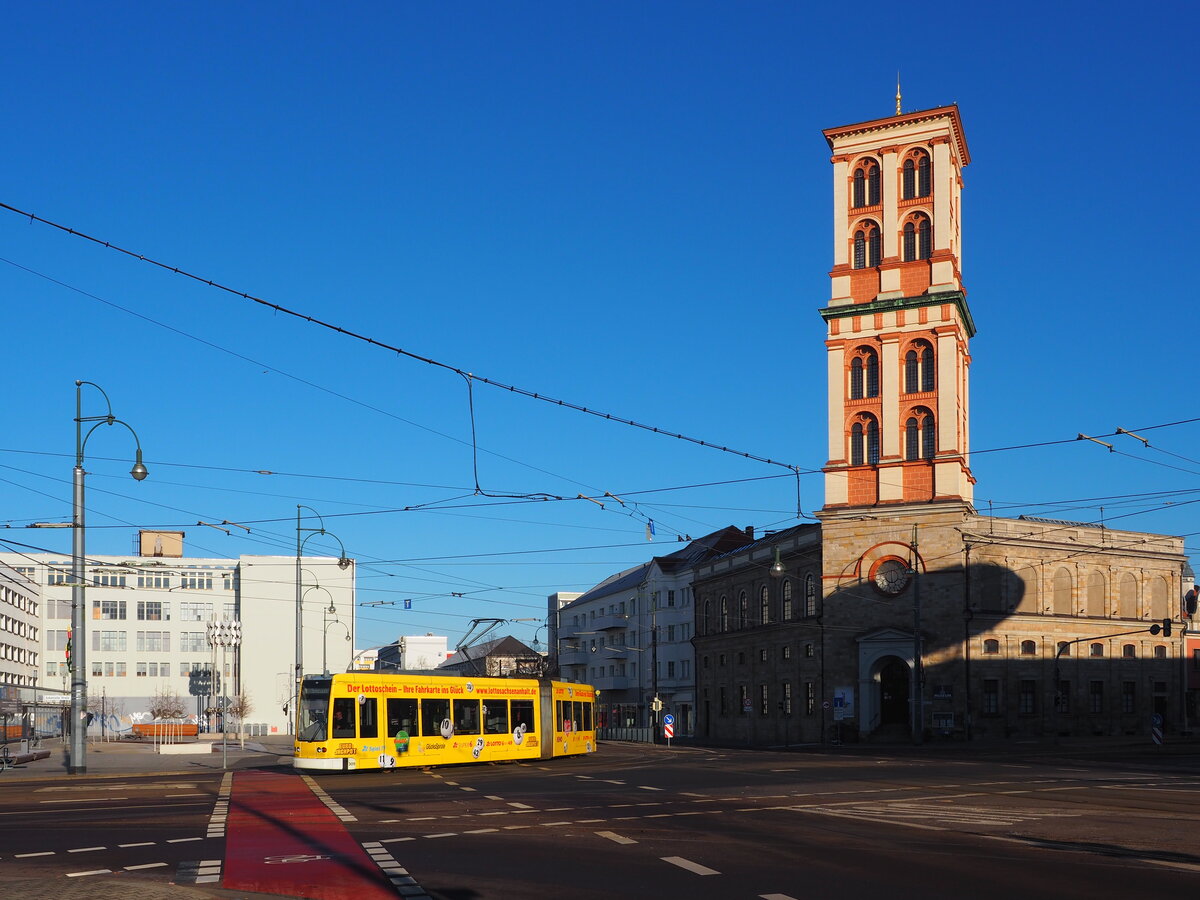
(895, 72, 902, 116)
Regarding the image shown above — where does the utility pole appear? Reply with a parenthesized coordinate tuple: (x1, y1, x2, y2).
(911, 526, 923, 745)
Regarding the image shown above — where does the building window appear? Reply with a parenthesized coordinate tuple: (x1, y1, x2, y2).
(983, 679, 999, 715)
(1089, 681, 1104, 714)
(781, 581, 792, 620)
(92, 573, 127, 587)
(701, 599, 710, 634)
(719, 596, 728, 632)
(738, 592, 748, 630)
(850, 416, 881, 466)
(93, 599, 127, 621)
(804, 574, 817, 617)
(905, 409, 936, 461)
(759, 684, 769, 717)
(1122, 681, 1136, 714)
(805, 642, 814, 658)
(901, 214, 932, 262)
(1018, 680, 1037, 715)
(983, 638, 999, 654)
(1020, 640, 1037, 655)
(1154, 645, 1167, 659)
(850, 357, 863, 398)
(759, 586, 770, 625)
(136, 662, 147, 677)
(1122, 644, 1136, 659)
(137, 574, 172, 589)
(1090, 643, 1104, 658)
(903, 150, 931, 200)
(1056, 680, 1071, 714)
(852, 158, 880, 208)
(137, 600, 169, 621)
(805, 681, 815, 715)
(782, 645, 791, 660)
(849, 348, 880, 400)
(852, 221, 881, 269)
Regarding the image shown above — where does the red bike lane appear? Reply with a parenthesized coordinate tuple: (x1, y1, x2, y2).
(222, 770, 400, 900)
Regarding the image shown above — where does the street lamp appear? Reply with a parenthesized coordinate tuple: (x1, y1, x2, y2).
(295, 506, 350, 713)
(320, 595, 350, 674)
(70, 380, 148, 775)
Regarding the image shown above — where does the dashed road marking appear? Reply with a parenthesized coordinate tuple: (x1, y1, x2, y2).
(663, 856, 720, 876)
(597, 831, 637, 845)
(66, 869, 111, 878)
(68, 846, 105, 853)
(126, 862, 168, 871)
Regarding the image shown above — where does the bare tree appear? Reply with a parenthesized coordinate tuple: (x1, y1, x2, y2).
(225, 692, 254, 748)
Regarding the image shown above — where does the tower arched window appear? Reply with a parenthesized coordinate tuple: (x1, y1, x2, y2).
(781, 580, 792, 620)
(851, 418, 881, 465)
(849, 348, 879, 399)
(804, 573, 816, 617)
(904, 408, 935, 461)
(903, 214, 932, 262)
(852, 221, 881, 269)
(903, 150, 931, 199)
(759, 585, 769, 625)
(719, 596, 728, 632)
(904, 340, 935, 393)
(738, 591, 748, 629)
(852, 158, 880, 208)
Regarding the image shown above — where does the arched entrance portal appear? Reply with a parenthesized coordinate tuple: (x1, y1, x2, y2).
(878, 657, 910, 726)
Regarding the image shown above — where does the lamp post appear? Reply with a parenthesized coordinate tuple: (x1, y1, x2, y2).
(206, 620, 241, 769)
(322, 597, 350, 674)
(294, 506, 350, 719)
(70, 381, 148, 775)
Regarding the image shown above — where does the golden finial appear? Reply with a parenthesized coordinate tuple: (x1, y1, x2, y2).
(895, 73, 902, 116)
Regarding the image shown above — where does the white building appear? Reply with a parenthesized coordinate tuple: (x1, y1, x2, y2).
(0, 561, 40, 689)
(1, 530, 355, 735)
(556, 527, 753, 736)
(376, 633, 450, 671)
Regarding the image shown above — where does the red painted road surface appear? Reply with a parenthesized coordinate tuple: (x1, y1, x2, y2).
(223, 771, 397, 899)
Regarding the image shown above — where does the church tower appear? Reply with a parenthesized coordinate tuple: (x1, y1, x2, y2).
(819, 104, 975, 510)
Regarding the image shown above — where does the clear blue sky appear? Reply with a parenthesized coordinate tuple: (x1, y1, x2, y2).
(2, 2, 1197, 651)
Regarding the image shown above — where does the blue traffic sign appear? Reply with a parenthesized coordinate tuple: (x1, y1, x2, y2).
(662, 714, 675, 727)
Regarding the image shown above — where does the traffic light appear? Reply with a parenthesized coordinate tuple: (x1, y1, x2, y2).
(1162, 618, 1172, 637)
(65, 630, 73, 673)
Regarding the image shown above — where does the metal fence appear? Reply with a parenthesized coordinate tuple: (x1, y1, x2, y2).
(597, 726, 654, 743)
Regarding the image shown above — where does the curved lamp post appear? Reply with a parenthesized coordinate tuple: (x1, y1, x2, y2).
(294, 506, 350, 717)
(71, 381, 148, 775)
(322, 599, 351, 675)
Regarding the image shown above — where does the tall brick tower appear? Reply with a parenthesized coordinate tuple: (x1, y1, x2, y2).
(818, 104, 975, 511)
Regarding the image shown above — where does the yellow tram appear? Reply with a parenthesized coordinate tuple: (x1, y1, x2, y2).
(293, 672, 597, 771)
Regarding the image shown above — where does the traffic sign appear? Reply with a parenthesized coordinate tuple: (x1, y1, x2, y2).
(663, 722, 674, 739)
(662, 713, 675, 727)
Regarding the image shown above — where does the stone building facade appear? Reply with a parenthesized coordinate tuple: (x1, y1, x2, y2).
(692, 102, 1189, 747)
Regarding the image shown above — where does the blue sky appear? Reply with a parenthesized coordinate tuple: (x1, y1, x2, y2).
(2, 2, 1197, 652)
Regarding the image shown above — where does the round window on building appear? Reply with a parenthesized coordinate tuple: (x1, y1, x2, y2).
(870, 557, 911, 596)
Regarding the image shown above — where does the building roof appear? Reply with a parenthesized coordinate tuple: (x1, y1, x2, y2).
(439, 635, 536, 669)
(565, 526, 755, 606)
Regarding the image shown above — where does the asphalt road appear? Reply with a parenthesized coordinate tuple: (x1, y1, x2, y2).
(1, 740, 1198, 899)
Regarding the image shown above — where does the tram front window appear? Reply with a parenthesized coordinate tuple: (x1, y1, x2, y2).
(298, 679, 331, 742)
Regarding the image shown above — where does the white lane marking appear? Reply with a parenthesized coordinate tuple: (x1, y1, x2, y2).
(485, 795, 504, 800)
(575, 818, 604, 823)
(66, 870, 112, 877)
(465, 828, 499, 834)
(168, 837, 203, 843)
(16, 852, 55, 858)
(638, 785, 663, 791)
(126, 862, 168, 871)
(662, 856, 720, 876)
(119, 842, 155, 848)
(547, 807, 574, 812)
(507, 802, 532, 809)
(459, 786, 477, 792)
(541, 821, 572, 827)
(166, 793, 207, 798)
(68, 847, 105, 853)
(602, 780, 626, 785)
(761, 895, 799, 900)
(41, 798, 128, 804)
(597, 831, 637, 845)
(424, 833, 456, 839)
(409, 816, 438, 821)
(381, 837, 415, 843)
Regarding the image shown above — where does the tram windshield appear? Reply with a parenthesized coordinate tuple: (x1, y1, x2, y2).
(297, 678, 331, 742)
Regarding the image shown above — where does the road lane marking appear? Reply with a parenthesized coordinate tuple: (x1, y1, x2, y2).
(638, 785, 663, 791)
(424, 833, 456, 839)
(465, 828, 499, 834)
(168, 837, 203, 843)
(68, 847, 105, 853)
(485, 795, 504, 800)
(126, 863, 167, 870)
(16, 851, 54, 858)
(381, 837, 415, 843)
(761, 895, 798, 900)
(597, 831, 636, 844)
(41, 798, 128, 803)
(119, 842, 155, 848)
(508, 802, 533, 809)
(66, 870, 112, 877)
(663, 856, 720, 876)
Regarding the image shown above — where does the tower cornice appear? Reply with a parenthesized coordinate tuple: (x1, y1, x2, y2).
(823, 104, 970, 167)
(819, 290, 976, 339)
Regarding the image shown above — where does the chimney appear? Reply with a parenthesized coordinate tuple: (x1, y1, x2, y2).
(744, 526, 754, 540)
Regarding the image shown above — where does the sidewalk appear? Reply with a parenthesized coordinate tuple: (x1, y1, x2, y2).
(2, 734, 295, 781)
(1, 736, 299, 899)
